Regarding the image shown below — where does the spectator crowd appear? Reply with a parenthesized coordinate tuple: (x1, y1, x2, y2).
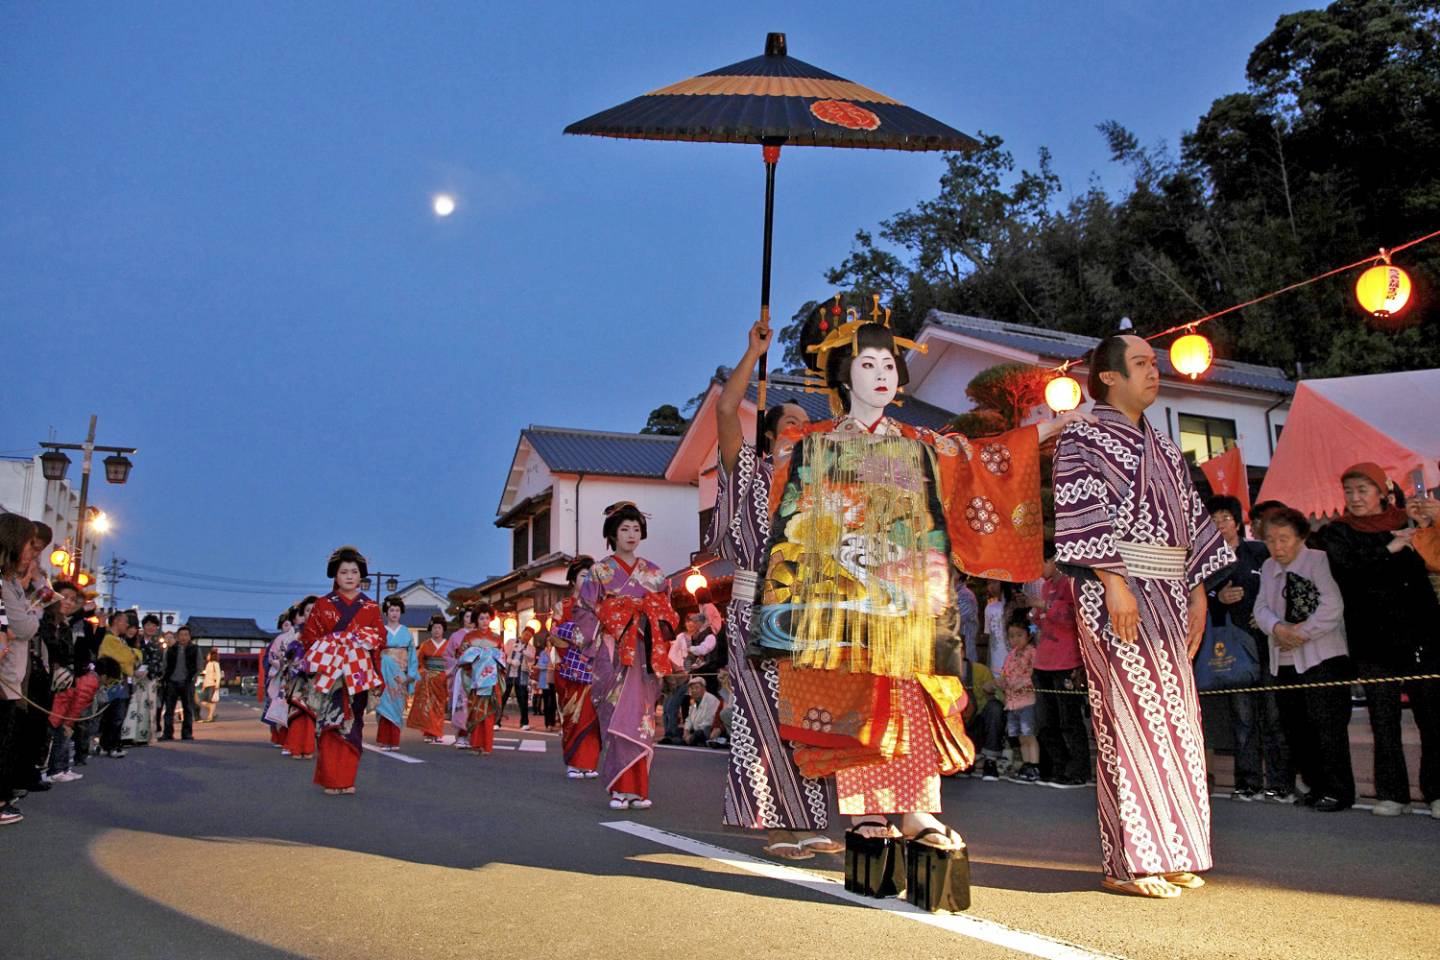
(0, 512, 207, 828)
(4, 456, 1437, 830)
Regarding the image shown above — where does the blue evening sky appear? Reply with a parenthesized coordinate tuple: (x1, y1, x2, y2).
(2, 1, 1302, 621)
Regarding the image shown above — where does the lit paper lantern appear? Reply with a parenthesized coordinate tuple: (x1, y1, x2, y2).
(50, 548, 71, 570)
(1355, 264, 1412, 318)
(1044, 375, 1082, 413)
(684, 568, 708, 595)
(488, 617, 501, 633)
(526, 617, 542, 633)
(1170, 333, 1213, 379)
(503, 616, 517, 634)
(77, 572, 93, 588)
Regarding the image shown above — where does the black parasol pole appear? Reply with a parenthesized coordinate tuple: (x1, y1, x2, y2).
(757, 139, 783, 415)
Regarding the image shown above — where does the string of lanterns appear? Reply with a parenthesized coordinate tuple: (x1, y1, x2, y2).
(1043, 228, 1439, 412)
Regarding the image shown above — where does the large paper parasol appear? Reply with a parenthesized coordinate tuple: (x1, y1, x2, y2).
(565, 32, 979, 410)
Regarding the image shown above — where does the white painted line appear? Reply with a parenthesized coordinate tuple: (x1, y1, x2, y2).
(655, 743, 728, 755)
(517, 740, 546, 753)
(602, 821, 1124, 960)
(361, 744, 424, 764)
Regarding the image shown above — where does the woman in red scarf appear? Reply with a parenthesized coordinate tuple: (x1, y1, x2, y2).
(1311, 462, 1440, 818)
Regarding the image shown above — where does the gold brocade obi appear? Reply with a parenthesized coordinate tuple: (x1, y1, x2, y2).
(755, 429, 957, 679)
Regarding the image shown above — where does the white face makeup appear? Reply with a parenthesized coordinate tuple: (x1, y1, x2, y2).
(335, 561, 362, 594)
(848, 346, 898, 417)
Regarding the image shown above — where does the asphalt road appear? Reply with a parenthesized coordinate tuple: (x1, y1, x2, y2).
(3, 701, 1437, 960)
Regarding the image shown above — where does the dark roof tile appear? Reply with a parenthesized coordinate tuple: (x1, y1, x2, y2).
(523, 426, 680, 478)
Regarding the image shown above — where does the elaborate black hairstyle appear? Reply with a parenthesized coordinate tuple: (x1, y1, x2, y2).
(382, 594, 406, 615)
(326, 545, 368, 579)
(428, 613, 449, 631)
(276, 610, 293, 630)
(1087, 334, 1135, 404)
(566, 555, 595, 585)
(602, 502, 647, 550)
(797, 294, 919, 416)
(469, 601, 494, 618)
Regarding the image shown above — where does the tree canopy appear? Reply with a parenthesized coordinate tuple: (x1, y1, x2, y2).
(804, 0, 1440, 379)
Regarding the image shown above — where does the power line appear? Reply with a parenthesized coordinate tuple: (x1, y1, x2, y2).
(125, 561, 322, 590)
(125, 575, 325, 597)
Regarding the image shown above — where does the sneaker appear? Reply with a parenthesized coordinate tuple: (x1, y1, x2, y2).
(1313, 796, 1351, 813)
(1372, 800, 1408, 817)
(110, 749, 127, 758)
(982, 760, 999, 782)
(50, 771, 82, 783)
(1009, 764, 1040, 784)
(1262, 790, 1297, 804)
(1430, 799, 1440, 821)
(1231, 789, 1259, 803)
(0, 803, 22, 825)
(520, 724, 530, 731)
(1050, 775, 1086, 789)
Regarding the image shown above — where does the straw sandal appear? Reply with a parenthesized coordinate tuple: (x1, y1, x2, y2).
(1101, 876, 1181, 899)
(1163, 872, 1205, 889)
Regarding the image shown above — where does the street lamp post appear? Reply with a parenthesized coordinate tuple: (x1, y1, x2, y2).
(360, 570, 402, 598)
(39, 415, 137, 578)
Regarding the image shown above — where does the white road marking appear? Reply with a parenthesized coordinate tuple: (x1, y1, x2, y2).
(602, 821, 1125, 960)
(517, 740, 546, 753)
(361, 744, 424, 764)
(494, 737, 547, 753)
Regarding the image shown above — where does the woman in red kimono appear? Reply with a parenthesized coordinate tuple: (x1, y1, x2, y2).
(407, 615, 450, 742)
(552, 556, 601, 779)
(282, 595, 320, 760)
(300, 546, 385, 795)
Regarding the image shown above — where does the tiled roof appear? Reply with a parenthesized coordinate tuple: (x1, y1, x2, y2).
(745, 374, 958, 430)
(523, 426, 681, 478)
(184, 617, 276, 641)
(926, 311, 1295, 396)
(400, 605, 446, 629)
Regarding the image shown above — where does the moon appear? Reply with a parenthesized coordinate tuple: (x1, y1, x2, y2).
(432, 194, 456, 217)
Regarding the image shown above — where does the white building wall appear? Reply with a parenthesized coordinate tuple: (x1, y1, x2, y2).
(912, 349, 1289, 468)
(0, 458, 102, 572)
(555, 475, 699, 575)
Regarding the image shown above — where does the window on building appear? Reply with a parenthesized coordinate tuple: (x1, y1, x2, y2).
(1178, 414, 1237, 464)
(512, 522, 529, 570)
(532, 509, 550, 558)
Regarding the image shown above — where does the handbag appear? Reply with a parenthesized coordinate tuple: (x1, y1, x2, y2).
(1192, 613, 1261, 691)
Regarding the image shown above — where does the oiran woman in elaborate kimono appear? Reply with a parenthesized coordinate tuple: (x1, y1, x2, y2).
(457, 619, 506, 755)
(573, 503, 679, 810)
(281, 595, 320, 760)
(752, 300, 1083, 904)
(301, 546, 386, 795)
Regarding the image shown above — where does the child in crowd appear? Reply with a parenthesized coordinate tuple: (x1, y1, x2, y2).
(999, 618, 1040, 783)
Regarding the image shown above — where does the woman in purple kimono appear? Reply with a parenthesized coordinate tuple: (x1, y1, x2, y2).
(573, 502, 678, 810)
(709, 318, 841, 860)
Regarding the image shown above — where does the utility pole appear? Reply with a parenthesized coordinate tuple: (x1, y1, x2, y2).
(102, 555, 128, 611)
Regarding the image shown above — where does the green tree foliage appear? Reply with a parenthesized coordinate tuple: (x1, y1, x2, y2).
(807, 0, 1440, 378)
(640, 404, 688, 435)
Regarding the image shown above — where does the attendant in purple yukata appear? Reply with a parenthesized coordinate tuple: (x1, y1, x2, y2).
(572, 503, 678, 811)
(709, 318, 841, 860)
(1053, 335, 1233, 899)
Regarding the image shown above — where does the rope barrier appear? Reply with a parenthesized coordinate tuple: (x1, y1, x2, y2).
(1029, 673, 1440, 696)
(15, 691, 108, 724)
